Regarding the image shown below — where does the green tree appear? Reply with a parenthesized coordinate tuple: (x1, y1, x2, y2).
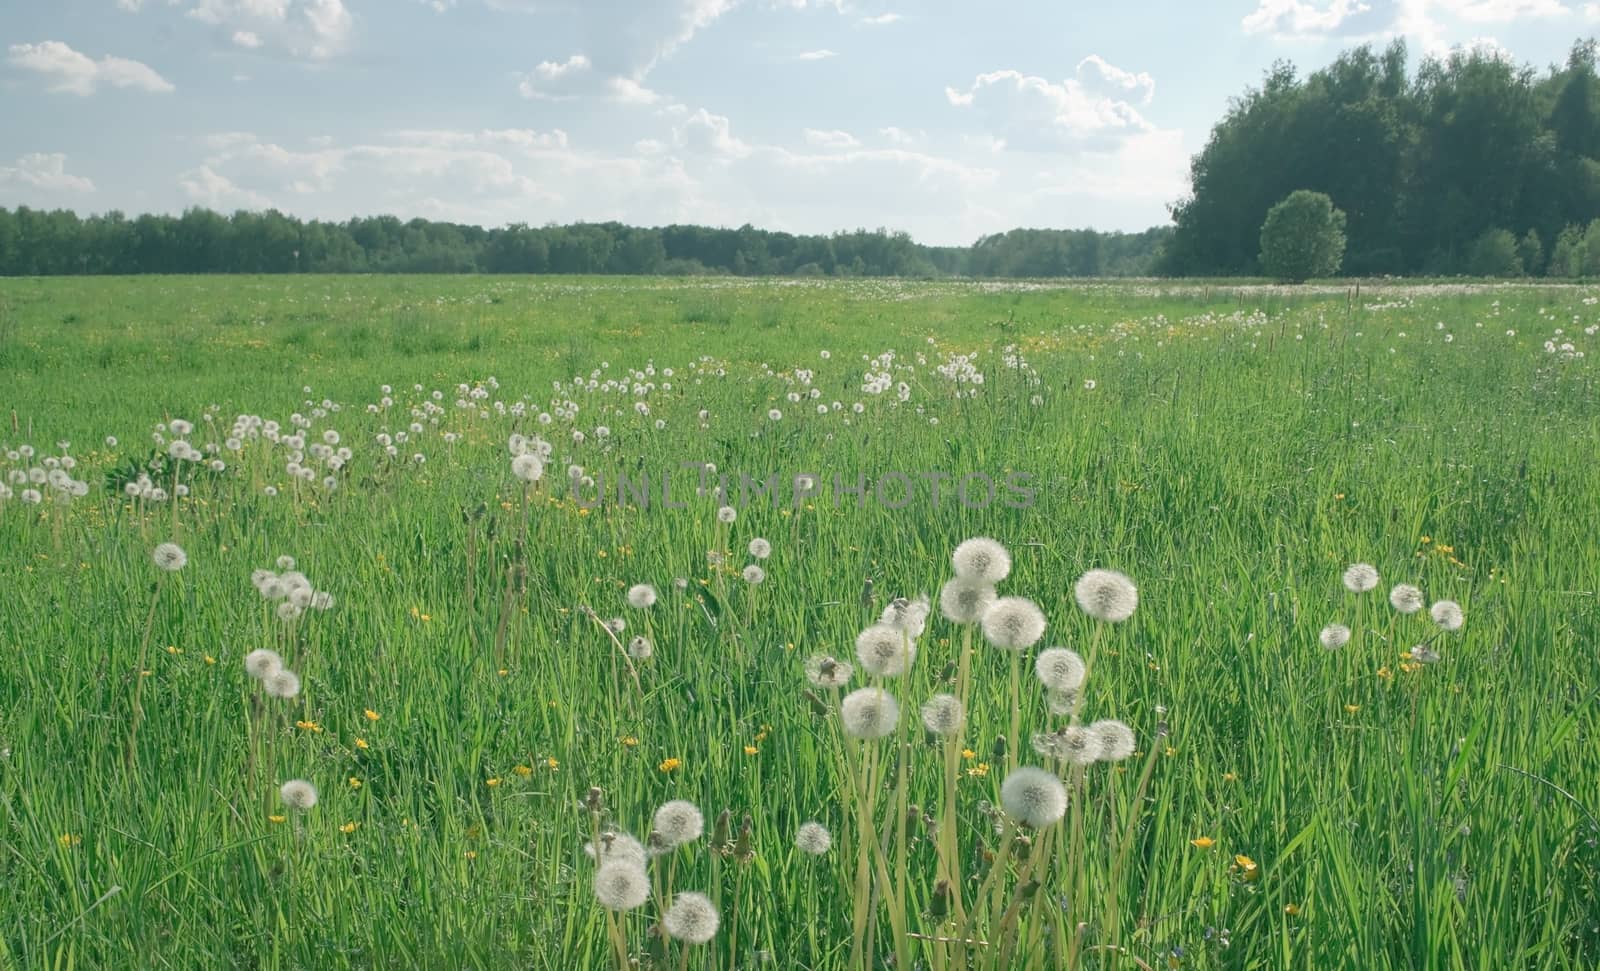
(1517, 230, 1544, 276)
(1467, 228, 1522, 276)
(1549, 224, 1586, 276)
(1259, 190, 1347, 282)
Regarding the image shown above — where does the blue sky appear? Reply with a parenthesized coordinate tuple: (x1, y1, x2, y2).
(1, 0, 1593, 244)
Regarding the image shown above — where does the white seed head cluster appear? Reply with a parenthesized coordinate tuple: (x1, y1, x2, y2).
(951, 537, 1011, 584)
(510, 452, 544, 483)
(795, 821, 833, 855)
(880, 595, 930, 638)
(981, 596, 1047, 651)
(279, 779, 318, 811)
(939, 578, 997, 624)
(626, 583, 657, 609)
(627, 636, 653, 659)
(855, 624, 916, 678)
(264, 669, 301, 700)
(804, 655, 853, 688)
(251, 562, 334, 619)
(1319, 624, 1351, 650)
(244, 648, 283, 680)
(1034, 647, 1086, 692)
(1343, 563, 1380, 593)
(663, 892, 720, 945)
(742, 564, 766, 585)
(585, 832, 647, 868)
(1000, 766, 1068, 827)
(152, 542, 188, 572)
(1031, 726, 1096, 765)
(1073, 569, 1138, 623)
(840, 688, 899, 739)
(1088, 720, 1137, 761)
(1430, 599, 1464, 631)
(593, 861, 651, 911)
(652, 800, 705, 847)
(1389, 583, 1425, 614)
(716, 505, 737, 524)
(919, 694, 965, 736)
(748, 537, 772, 559)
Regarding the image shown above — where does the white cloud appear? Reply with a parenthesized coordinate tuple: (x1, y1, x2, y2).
(803, 128, 859, 149)
(0, 153, 96, 193)
(510, 0, 736, 100)
(858, 12, 902, 24)
(675, 108, 752, 157)
(945, 69, 1156, 150)
(6, 41, 175, 96)
(185, 0, 353, 59)
(797, 48, 839, 60)
(180, 164, 272, 209)
(879, 126, 924, 145)
(1076, 54, 1155, 104)
(1436, 0, 1569, 21)
(1242, 0, 1374, 36)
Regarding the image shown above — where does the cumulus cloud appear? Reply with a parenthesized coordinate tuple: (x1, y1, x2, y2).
(185, 0, 353, 59)
(1076, 54, 1155, 104)
(7, 41, 174, 95)
(511, 0, 736, 99)
(1242, 0, 1375, 36)
(0, 153, 96, 193)
(797, 48, 839, 60)
(803, 128, 859, 149)
(945, 65, 1158, 150)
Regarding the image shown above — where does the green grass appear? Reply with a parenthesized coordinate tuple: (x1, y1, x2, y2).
(1, 275, 1597, 970)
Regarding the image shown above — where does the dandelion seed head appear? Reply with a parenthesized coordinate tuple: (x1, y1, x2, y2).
(804, 654, 852, 688)
(796, 821, 833, 855)
(1430, 600, 1464, 631)
(511, 453, 544, 483)
(1343, 563, 1380, 593)
(880, 595, 930, 639)
(716, 505, 737, 524)
(593, 861, 651, 911)
(585, 832, 647, 868)
(628, 635, 653, 659)
(1034, 647, 1086, 692)
(981, 597, 1047, 651)
(1088, 719, 1136, 761)
(748, 538, 772, 559)
(1074, 569, 1138, 623)
(920, 694, 965, 736)
(939, 578, 997, 624)
(244, 648, 283, 680)
(1000, 766, 1068, 827)
(855, 624, 916, 678)
(663, 892, 720, 945)
(952, 537, 1011, 584)
(742, 564, 766, 585)
(276, 555, 296, 571)
(1390, 583, 1424, 614)
(279, 779, 318, 811)
(152, 542, 187, 572)
(626, 584, 657, 609)
(840, 688, 899, 739)
(1319, 624, 1351, 650)
(264, 669, 301, 699)
(652, 801, 705, 847)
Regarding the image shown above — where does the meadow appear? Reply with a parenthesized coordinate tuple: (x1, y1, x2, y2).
(1, 274, 1597, 970)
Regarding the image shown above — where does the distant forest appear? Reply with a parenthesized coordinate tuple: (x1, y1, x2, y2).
(6, 38, 1600, 278)
(0, 208, 1169, 278)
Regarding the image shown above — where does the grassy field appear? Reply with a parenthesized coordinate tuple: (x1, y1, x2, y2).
(1, 275, 1597, 970)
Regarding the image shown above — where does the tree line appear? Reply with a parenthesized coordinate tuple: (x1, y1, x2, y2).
(1163, 38, 1600, 278)
(0, 206, 1170, 278)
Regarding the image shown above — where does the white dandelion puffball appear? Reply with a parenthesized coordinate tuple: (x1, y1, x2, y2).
(627, 636, 653, 659)
(940, 578, 997, 624)
(982, 597, 1047, 651)
(264, 669, 301, 699)
(1319, 624, 1351, 650)
(1034, 647, 1087, 692)
(652, 800, 705, 847)
(880, 595, 930, 638)
(1343, 563, 1380, 593)
(511, 453, 544, 483)
(1430, 600, 1464, 631)
(747, 538, 773, 561)
(626, 584, 657, 609)
(585, 832, 647, 868)
(1089, 720, 1137, 762)
(840, 688, 900, 739)
(804, 655, 852, 688)
(244, 649, 283, 680)
(855, 624, 916, 678)
(1074, 569, 1138, 623)
(920, 694, 965, 736)
(1000, 766, 1068, 828)
(593, 861, 651, 911)
(152, 542, 187, 572)
(276, 602, 303, 623)
(716, 505, 737, 524)
(742, 564, 766, 585)
(279, 779, 318, 811)
(1390, 584, 1424, 614)
(796, 821, 832, 855)
(1409, 644, 1441, 664)
(952, 537, 1011, 584)
(663, 892, 720, 945)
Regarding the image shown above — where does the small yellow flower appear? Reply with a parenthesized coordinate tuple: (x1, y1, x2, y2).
(296, 720, 323, 733)
(1344, 704, 1361, 714)
(1234, 854, 1260, 881)
(349, 777, 362, 789)
(1400, 662, 1421, 674)
(340, 822, 359, 834)
(1333, 493, 1345, 500)
(497, 669, 509, 677)
(486, 778, 501, 788)
(165, 645, 181, 655)
(658, 757, 682, 773)
(268, 815, 286, 824)
(58, 833, 80, 848)
(545, 757, 559, 771)
(1421, 535, 1431, 544)
(965, 762, 989, 778)
(513, 765, 533, 777)
(1164, 746, 1177, 757)
(465, 850, 478, 859)
(420, 614, 431, 623)
(743, 745, 759, 756)
(355, 737, 369, 750)
(203, 655, 216, 665)
(1284, 903, 1300, 916)
(364, 709, 380, 722)
(1190, 837, 1216, 849)
(619, 735, 639, 747)
(1222, 772, 1238, 782)
(961, 748, 977, 760)
(1377, 666, 1393, 680)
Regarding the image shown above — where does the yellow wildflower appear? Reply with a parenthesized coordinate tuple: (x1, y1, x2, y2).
(486, 778, 500, 788)
(743, 746, 759, 756)
(364, 709, 380, 722)
(1190, 837, 1216, 849)
(545, 757, 559, 771)
(340, 822, 359, 834)
(513, 765, 533, 777)
(268, 815, 286, 824)
(355, 737, 369, 750)
(349, 777, 362, 789)
(296, 720, 322, 733)
(658, 757, 682, 773)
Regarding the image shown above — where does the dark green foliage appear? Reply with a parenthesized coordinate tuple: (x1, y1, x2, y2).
(1259, 190, 1347, 282)
(1467, 228, 1523, 277)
